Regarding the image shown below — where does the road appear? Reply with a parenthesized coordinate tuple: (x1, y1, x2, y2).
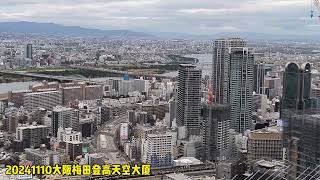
(0, 70, 103, 83)
(95, 114, 128, 164)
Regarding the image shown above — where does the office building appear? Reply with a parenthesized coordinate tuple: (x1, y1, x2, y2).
(247, 127, 283, 162)
(281, 62, 317, 179)
(177, 64, 202, 136)
(281, 62, 312, 114)
(52, 106, 80, 137)
(202, 103, 231, 161)
(265, 76, 282, 99)
(24, 91, 62, 111)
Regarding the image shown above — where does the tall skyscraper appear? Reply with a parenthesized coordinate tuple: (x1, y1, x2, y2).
(253, 63, 266, 94)
(177, 64, 202, 136)
(26, 44, 33, 60)
(229, 47, 254, 133)
(212, 38, 253, 133)
(202, 103, 231, 161)
(281, 62, 312, 113)
(281, 62, 319, 179)
(212, 38, 247, 104)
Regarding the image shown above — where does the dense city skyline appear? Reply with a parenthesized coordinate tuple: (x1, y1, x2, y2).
(1, 1, 320, 179)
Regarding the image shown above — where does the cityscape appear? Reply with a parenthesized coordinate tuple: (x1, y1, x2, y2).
(0, 0, 320, 180)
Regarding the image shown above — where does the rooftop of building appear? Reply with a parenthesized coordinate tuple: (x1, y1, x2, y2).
(147, 131, 175, 138)
(61, 86, 81, 89)
(17, 123, 48, 129)
(174, 157, 203, 166)
(53, 106, 76, 112)
(166, 173, 192, 180)
(25, 146, 59, 157)
(25, 90, 60, 95)
(248, 126, 282, 140)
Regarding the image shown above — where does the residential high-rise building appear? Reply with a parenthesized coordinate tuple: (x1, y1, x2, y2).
(16, 123, 49, 148)
(281, 62, 318, 179)
(177, 64, 202, 136)
(141, 132, 174, 167)
(24, 91, 62, 111)
(25, 145, 60, 166)
(229, 47, 254, 133)
(253, 63, 266, 94)
(201, 103, 231, 161)
(133, 79, 149, 95)
(212, 38, 246, 104)
(57, 128, 82, 161)
(52, 106, 80, 137)
(212, 38, 253, 133)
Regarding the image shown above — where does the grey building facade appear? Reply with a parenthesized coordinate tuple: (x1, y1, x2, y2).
(177, 64, 202, 136)
(202, 103, 231, 161)
(229, 47, 254, 133)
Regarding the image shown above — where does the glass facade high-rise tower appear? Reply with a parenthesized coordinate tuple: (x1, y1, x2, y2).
(281, 62, 320, 179)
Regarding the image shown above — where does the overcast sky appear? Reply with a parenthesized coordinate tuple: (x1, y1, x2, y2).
(0, 0, 319, 35)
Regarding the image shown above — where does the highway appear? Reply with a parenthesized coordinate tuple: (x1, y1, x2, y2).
(0, 70, 101, 83)
(68, 65, 175, 80)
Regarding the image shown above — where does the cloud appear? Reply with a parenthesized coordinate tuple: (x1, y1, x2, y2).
(0, 0, 319, 35)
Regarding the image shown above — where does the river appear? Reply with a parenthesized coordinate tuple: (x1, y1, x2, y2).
(0, 54, 212, 93)
(0, 81, 39, 93)
(161, 53, 212, 77)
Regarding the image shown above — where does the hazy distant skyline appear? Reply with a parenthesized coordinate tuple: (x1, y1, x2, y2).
(0, 0, 319, 35)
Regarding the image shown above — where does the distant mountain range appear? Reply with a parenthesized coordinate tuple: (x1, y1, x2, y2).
(0, 21, 318, 41)
(0, 21, 153, 39)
